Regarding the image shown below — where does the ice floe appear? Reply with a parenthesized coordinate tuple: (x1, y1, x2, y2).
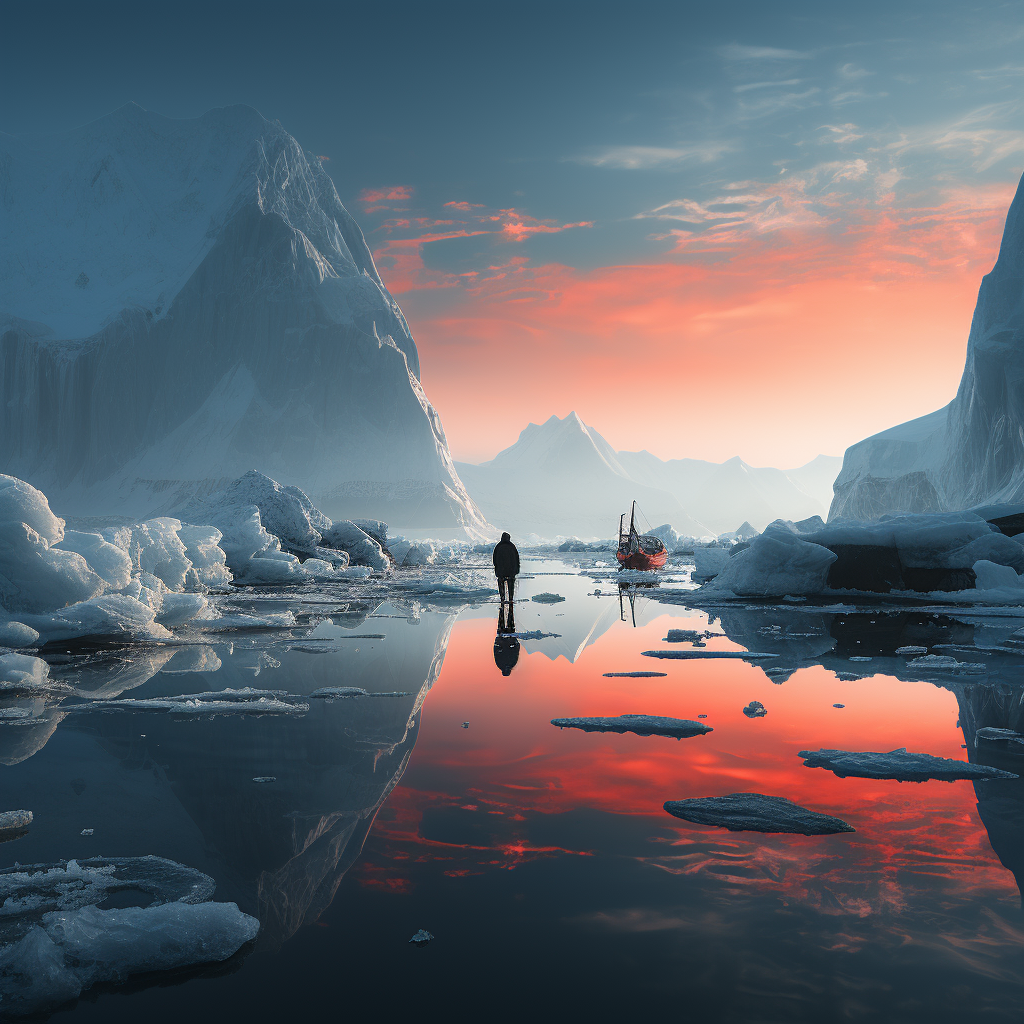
(73, 688, 308, 716)
(642, 649, 778, 660)
(663, 793, 855, 835)
(602, 671, 668, 678)
(531, 593, 566, 604)
(0, 809, 32, 837)
(550, 714, 712, 738)
(798, 747, 1018, 781)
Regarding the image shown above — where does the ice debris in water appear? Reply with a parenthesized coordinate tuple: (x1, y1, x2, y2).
(75, 688, 308, 716)
(80, 829, 93, 836)
(305, 619, 385, 640)
(409, 929, 434, 946)
(664, 629, 720, 644)
(743, 701, 767, 718)
(848, 656, 873, 662)
(602, 672, 668, 678)
(531, 593, 565, 604)
(895, 645, 928, 655)
(0, 901, 259, 1016)
(906, 654, 986, 675)
(0, 621, 38, 648)
(550, 715, 712, 739)
(664, 793, 855, 835)
(798, 748, 1018, 781)
(976, 727, 1024, 749)
(642, 650, 778, 661)
(462, 722, 470, 729)
(0, 654, 70, 694)
(0, 810, 32, 836)
(252, 777, 276, 784)
(833, 704, 845, 709)
(310, 686, 368, 698)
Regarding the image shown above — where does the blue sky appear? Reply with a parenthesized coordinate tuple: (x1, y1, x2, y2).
(5, 1, 1024, 463)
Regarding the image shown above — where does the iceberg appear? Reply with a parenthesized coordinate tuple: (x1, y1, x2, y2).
(0, 103, 487, 536)
(664, 793, 855, 835)
(832, 171, 1024, 518)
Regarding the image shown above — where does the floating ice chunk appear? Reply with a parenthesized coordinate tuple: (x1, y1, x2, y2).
(0, 621, 39, 648)
(0, 809, 32, 836)
(895, 645, 928, 655)
(551, 714, 712, 738)
(462, 722, 469, 728)
(252, 777, 276, 784)
(321, 519, 388, 570)
(501, 630, 561, 640)
(798, 747, 1017, 781)
(665, 629, 720, 644)
(705, 529, 837, 598)
(0, 902, 258, 1016)
(305, 619, 385, 640)
(191, 610, 297, 631)
(642, 650, 778, 660)
(602, 671, 668, 678)
(531, 593, 565, 604)
(692, 547, 733, 581)
(80, 829, 94, 836)
(907, 654, 986, 675)
(742, 701, 767, 718)
(664, 793, 855, 835)
(0, 855, 216, 917)
(18, 593, 174, 643)
(310, 686, 369, 698)
(161, 646, 222, 674)
(79, 688, 307, 716)
(409, 929, 434, 946)
(976, 727, 1024, 745)
(0, 653, 56, 692)
(973, 559, 1024, 590)
(848, 656, 873, 662)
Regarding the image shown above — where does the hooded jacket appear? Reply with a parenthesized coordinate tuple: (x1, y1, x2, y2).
(492, 533, 520, 578)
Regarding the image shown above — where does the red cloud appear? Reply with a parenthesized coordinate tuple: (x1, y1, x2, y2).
(359, 185, 414, 205)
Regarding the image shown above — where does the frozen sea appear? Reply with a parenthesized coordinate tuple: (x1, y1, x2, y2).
(5, 552, 1024, 1021)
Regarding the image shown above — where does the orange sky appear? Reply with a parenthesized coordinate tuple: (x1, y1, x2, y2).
(374, 181, 1017, 467)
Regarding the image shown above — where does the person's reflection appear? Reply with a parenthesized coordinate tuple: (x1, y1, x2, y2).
(493, 603, 521, 676)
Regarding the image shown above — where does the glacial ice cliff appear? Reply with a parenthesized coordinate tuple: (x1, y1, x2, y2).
(0, 103, 486, 534)
(831, 172, 1024, 519)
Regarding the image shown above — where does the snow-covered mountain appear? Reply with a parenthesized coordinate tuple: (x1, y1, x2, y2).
(831, 172, 1024, 520)
(0, 103, 487, 535)
(456, 413, 840, 537)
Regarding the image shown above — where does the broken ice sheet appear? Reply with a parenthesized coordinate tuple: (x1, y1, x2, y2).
(409, 929, 434, 946)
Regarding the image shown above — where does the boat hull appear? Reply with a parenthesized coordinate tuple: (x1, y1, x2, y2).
(616, 548, 668, 571)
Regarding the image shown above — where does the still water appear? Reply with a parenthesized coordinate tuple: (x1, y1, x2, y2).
(5, 556, 1024, 1021)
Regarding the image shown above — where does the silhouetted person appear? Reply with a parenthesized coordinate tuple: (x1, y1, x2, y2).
(493, 603, 521, 676)
(492, 531, 520, 604)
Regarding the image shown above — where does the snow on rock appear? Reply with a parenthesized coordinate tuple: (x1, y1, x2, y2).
(0, 104, 488, 536)
(798, 747, 1017, 781)
(663, 793, 855, 835)
(551, 714, 712, 738)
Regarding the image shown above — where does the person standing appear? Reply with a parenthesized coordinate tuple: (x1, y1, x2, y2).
(492, 531, 520, 604)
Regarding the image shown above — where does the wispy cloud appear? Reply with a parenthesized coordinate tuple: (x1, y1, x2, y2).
(734, 78, 805, 93)
(719, 44, 812, 61)
(819, 123, 864, 144)
(569, 142, 734, 170)
(358, 185, 414, 212)
(444, 201, 485, 211)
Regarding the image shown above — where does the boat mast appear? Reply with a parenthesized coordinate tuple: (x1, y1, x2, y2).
(629, 501, 638, 551)
(619, 513, 626, 546)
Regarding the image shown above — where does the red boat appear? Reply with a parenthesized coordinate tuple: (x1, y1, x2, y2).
(616, 501, 668, 570)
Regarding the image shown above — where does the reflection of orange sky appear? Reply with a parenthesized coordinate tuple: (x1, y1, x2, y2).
(379, 184, 1016, 466)
(361, 612, 1017, 919)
